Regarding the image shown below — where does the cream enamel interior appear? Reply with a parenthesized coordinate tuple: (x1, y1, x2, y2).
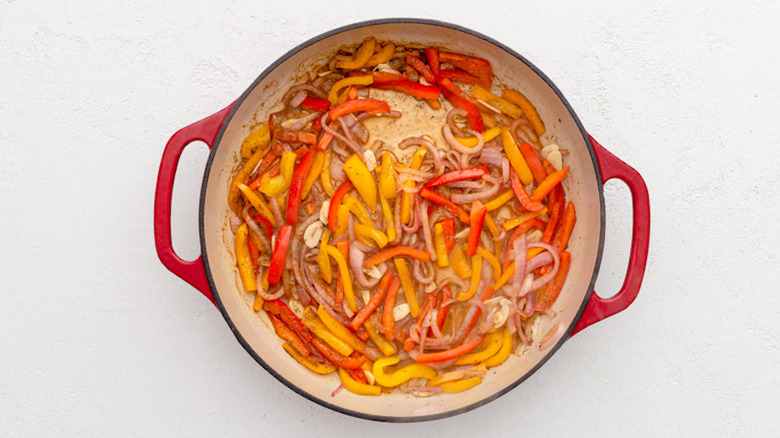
(201, 22, 602, 419)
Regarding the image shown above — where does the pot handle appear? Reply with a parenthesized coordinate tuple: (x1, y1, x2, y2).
(154, 103, 234, 305)
(570, 135, 650, 336)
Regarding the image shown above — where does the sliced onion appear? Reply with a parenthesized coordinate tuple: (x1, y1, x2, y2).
(350, 245, 381, 288)
(479, 148, 502, 167)
(446, 108, 468, 136)
(321, 113, 363, 156)
(413, 258, 435, 284)
(289, 90, 307, 108)
(450, 180, 500, 203)
(417, 200, 436, 263)
(539, 321, 565, 351)
(511, 236, 527, 298)
(288, 110, 322, 131)
(527, 241, 561, 290)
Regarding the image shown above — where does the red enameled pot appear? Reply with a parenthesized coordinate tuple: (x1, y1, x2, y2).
(154, 19, 650, 421)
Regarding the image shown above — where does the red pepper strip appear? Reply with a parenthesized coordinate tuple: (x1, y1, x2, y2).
(263, 300, 313, 343)
(535, 252, 571, 311)
(462, 287, 495, 339)
(311, 116, 322, 131)
(346, 365, 367, 384)
(426, 48, 440, 80)
(420, 188, 470, 223)
(364, 246, 431, 269)
(467, 200, 487, 256)
(354, 325, 369, 342)
(251, 214, 274, 241)
(247, 236, 259, 268)
(279, 130, 317, 145)
(300, 96, 331, 112)
(327, 180, 354, 232)
(427, 204, 435, 217)
(268, 313, 312, 357)
(329, 98, 391, 121)
(438, 76, 473, 102)
(551, 201, 576, 253)
(316, 123, 337, 151)
(518, 143, 547, 184)
(372, 80, 441, 100)
(503, 219, 547, 270)
(438, 51, 492, 88)
(268, 225, 292, 286)
(510, 169, 545, 212)
(542, 196, 564, 244)
(404, 294, 437, 352)
(405, 54, 437, 84)
(441, 86, 483, 132)
(382, 276, 401, 341)
(246, 151, 279, 190)
(530, 167, 570, 203)
(286, 147, 316, 225)
(310, 337, 366, 369)
(350, 271, 393, 330)
(438, 68, 480, 85)
(425, 166, 489, 188)
(415, 334, 485, 363)
(441, 218, 455, 251)
(371, 71, 408, 84)
(437, 286, 452, 332)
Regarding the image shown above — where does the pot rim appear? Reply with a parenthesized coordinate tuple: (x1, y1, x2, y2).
(199, 17, 605, 422)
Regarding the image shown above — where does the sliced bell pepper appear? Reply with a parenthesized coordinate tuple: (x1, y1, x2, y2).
(364, 320, 396, 357)
(502, 208, 548, 232)
(343, 154, 377, 211)
(301, 306, 353, 356)
(441, 217, 455, 251)
(311, 337, 365, 370)
(530, 167, 570, 203)
(258, 151, 296, 197)
(438, 68, 479, 85)
(433, 222, 449, 268)
(425, 47, 440, 80)
(237, 183, 276, 226)
(510, 168, 545, 212)
(419, 188, 470, 223)
(354, 224, 389, 248)
(518, 142, 547, 184)
(317, 306, 378, 359)
(394, 258, 420, 318)
(502, 88, 546, 135)
(415, 335, 485, 364)
(378, 151, 397, 199)
(471, 85, 523, 119)
(542, 197, 564, 244)
(365, 246, 431, 269)
(378, 186, 396, 243)
(322, 245, 356, 311)
(501, 126, 534, 186)
(438, 377, 482, 393)
(350, 271, 393, 331)
(373, 356, 437, 387)
(320, 151, 336, 195)
(437, 285, 452, 331)
(450, 242, 472, 279)
(263, 299, 312, 343)
(483, 212, 500, 238)
(329, 98, 390, 121)
(286, 147, 316, 225)
(240, 123, 271, 158)
(338, 367, 381, 396)
(372, 80, 441, 100)
(328, 75, 374, 105)
(247, 236, 259, 268)
(268, 313, 312, 357)
(370, 70, 408, 84)
(439, 51, 492, 88)
(454, 329, 503, 365)
(229, 147, 266, 213)
(455, 125, 501, 147)
(467, 200, 487, 256)
(535, 251, 571, 311)
(404, 294, 437, 352)
(483, 190, 513, 212)
(475, 247, 501, 282)
(405, 54, 437, 84)
(484, 326, 513, 367)
(365, 41, 395, 68)
(441, 83, 483, 132)
(551, 201, 576, 253)
(282, 342, 336, 375)
(456, 255, 482, 301)
(279, 130, 317, 145)
(335, 37, 376, 71)
(327, 180, 354, 233)
(400, 147, 427, 224)
(234, 224, 257, 292)
(425, 166, 489, 188)
(246, 150, 278, 190)
(268, 225, 292, 286)
(382, 276, 401, 341)
(300, 96, 331, 112)
(301, 150, 325, 200)
(317, 230, 333, 284)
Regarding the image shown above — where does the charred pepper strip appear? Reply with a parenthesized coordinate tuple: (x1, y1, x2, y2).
(282, 342, 336, 375)
(405, 54, 437, 84)
(268, 313, 312, 357)
(263, 299, 313, 343)
(310, 337, 366, 369)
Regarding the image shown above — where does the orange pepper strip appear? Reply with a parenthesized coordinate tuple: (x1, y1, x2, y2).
(329, 99, 390, 121)
(535, 252, 571, 311)
(530, 167, 570, 203)
(364, 246, 431, 269)
(350, 271, 393, 331)
(518, 142, 547, 184)
(551, 201, 576, 253)
(382, 276, 401, 341)
(310, 338, 366, 369)
(415, 335, 485, 364)
(510, 169, 545, 212)
(268, 313, 312, 357)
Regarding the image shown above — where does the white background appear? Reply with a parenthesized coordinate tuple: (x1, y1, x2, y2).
(2, 1, 778, 436)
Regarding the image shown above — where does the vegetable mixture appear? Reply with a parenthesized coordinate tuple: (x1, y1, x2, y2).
(228, 38, 576, 397)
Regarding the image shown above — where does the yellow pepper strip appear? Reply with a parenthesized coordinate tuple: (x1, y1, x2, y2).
(454, 329, 503, 365)
(253, 270, 269, 311)
(338, 367, 381, 395)
(354, 224, 389, 248)
(317, 306, 376, 358)
(427, 370, 469, 387)
(472, 85, 524, 119)
(240, 123, 271, 158)
(334, 204, 350, 236)
(438, 377, 482, 393)
(502, 207, 548, 231)
(450, 242, 472, 279)
(502, 88, 546, 136)
(318, 230, 333, 283)
(485, 326, 513, 368)
(476, 247, 501, 282)
(328, 74, 374, 104)
(323, 246, 356, 311)
(378, 187, 396, 243)
(484, 212, 500, 238)
(364, 320, 396, 357)
(401, 147, 427, 224)
(335, 38, 376, 71)
(527, 247, 543, 260)
(237, 183, 276, 226)
(343, 153, 378, 211)
(301, 150, 325, 200)
(394, 258, 420, 318)
(364, 42, 395, 68)
(343, 195, 373, 226)
(258, 151, 296, 197)
(455, 126, 501, 147)
(234, 224, 257, 292)
(379, 152, 397, 199)
(433, 223, 449, 268)
(456, 255, 482, 301)
(321, 151, 336, 196)
(484, 190, 514, 212)
(301, 307, 354, 356)
(501, 126, 534, 186)
(373, 356, 437, 387)
(283, 342, 337, 375)
(481, 112, 498, 129)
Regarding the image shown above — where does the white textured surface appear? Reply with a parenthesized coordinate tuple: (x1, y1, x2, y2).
(1, 1, 778, 436)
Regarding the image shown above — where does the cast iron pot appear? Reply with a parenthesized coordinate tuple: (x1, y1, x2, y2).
(154, 18, 650, 422)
